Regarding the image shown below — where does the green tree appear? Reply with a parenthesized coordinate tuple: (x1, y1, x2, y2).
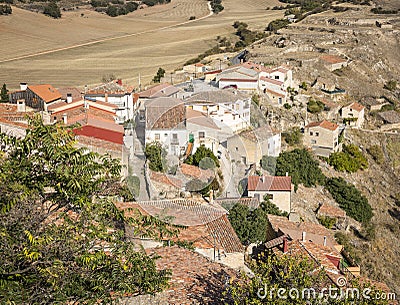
(185, 145, 219, 169)
(367, 145, 384, 164)
(275, 149, 325, 191)
(145, 142, 166, 172)
(152, 67, 166, 83)
(384, 80, 397, 91)
(43, 1, 61, 18)
(307, 98, 325, 113)
(283, 127, 302, 146)
(260, 155, 276, 174)
(325, 177, 373, 224)
(106, 4, 118, 16)
(0, 83, 9, 103)
(0, 117, 174, 304)
(328, 144, 368, 173)
(228, 253, 389, 305)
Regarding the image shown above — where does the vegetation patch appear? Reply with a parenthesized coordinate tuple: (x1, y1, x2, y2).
(145, 142, 166, 172)
(184, 145, 219, 169)
(0, 4, 12, 15)
(275, 148, 325, 191)
(326, 177, 373, 224)
(282, 127, 302, 146)
(328, 144, 368, 173)
(208, 0, 224, 13)
(307, 98, 325, 113)
(228, 198, 287, 245)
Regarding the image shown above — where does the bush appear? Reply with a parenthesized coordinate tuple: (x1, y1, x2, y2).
(326, 177, 373, 224)
(43, 2, 61, 18)
(145, 142, 166, 172)
(318, 216, 336, 229)
(185, 145, 219, 169)
(328, 144, 368, 173)
(266, 18, 290, 33)
(384, 80, 397, 91)
(367, 145, 384, 164)
(152, 67, 166, 83)
(283, 103, 292, 109)
(307, 98, 325, 113)
(189, 15, 195, 20)
(283, 127, 302, 146)
(260, 155, 276, 174)
(0, 3, 11, 14)
(209, 0, 224, 13)
(275, 148, 325, 191)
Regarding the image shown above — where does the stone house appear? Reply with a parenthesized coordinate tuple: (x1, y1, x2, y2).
(227, 125, 281, 166)
(303, 120, 340, 157)
(341, 102, 365, 128)
(320, 55, 348, 71)
(247, 175, 292, 214)
(117, 199, 244, 270)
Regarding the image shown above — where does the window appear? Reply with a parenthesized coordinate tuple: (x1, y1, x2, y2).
(235, 147, 238, 151)
(199, 131, 205, 139)
(172, 133, 178, 139)
(202, 105, 207, 111)
(217, 105, 220, 110)
(164, 133, 168, 137)
(311, 139, 316, 144)
(316, 132, 319, 137)
(310, 132, 313, 136)
(266, 193, 274, 200)
(188, 105, 193, 109)
(155, 133, 160, 141)
(275, 76, 279, 80)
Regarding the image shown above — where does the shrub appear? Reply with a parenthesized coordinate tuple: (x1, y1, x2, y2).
(283, 127, 302, 146)
(326, 177, 373, 224)
(145, 142, 166, 172)
(318, 216, 336, 229)
(367, 145, 384, 164)
(0, 3, 11, 14)
(260, 155, 277, 174)
(328, 144, 368, 173)
(185, 145, 219, 169)
(299, 81, 308, 90)
(152, 67, 166, 83)
(266, 18, 290, 33)
(307, 98, 325, 113)
(43, 2, 61, 18)
(384, 80, 397, 91)
(283, 103, 292, 109)
(189, 15, 195, 20)
(275, 148, 325, 191)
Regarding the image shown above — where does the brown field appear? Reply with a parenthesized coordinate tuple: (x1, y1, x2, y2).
(0, 0, 283, 89)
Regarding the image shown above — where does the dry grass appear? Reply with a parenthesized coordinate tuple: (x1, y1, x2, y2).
(0, 0, 283, 89)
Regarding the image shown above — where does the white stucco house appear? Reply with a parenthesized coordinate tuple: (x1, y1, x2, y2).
(341, 102, 365, 128)
(145, 97, 187, 156)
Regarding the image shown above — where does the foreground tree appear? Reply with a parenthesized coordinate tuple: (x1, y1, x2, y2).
(228, 253, 389, 305)
(0, 117, 174, 304)
(0, 83, 9, 103)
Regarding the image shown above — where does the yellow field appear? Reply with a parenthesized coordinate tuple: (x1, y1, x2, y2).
(0, 0, 283, 89)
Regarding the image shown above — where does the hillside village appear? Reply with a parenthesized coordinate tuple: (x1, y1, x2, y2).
(0, 0, 399, 304)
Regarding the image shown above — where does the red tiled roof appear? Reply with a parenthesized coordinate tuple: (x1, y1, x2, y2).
(139, 83, 180, 98)
(260, 76, 283, 86)
(180, 163, 214, 181)
(247, 175, 292, 192)
(28, 84, 62, 103)
(305, 120, 339, 131)
(345, 102, 364, 112)
(317, 203, 346, 218)
(267, 215, 340, 250)
(118, 200, 243, 253)
(219, 78, 258, 83)
(137, 246, 239, 304)
(266, 88, 285, 97)
(320, 55, 347, 64)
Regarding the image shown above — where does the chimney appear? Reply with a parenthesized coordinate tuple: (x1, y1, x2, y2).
(261, 176, 265, 183)
(66, 93, 72, 103)
(285, 172, 288, 177)
(62, 113, 67, 125)
(17, 100, 26, 112)
(105, 93, 108, 103)
(209, 189, 214, 204)
(302, 231, 306, 242)
(116, 79, 122, 86)
(20, 83, 28, 91)
(283, 236, 288, 253)
(323, 236, 327, 247)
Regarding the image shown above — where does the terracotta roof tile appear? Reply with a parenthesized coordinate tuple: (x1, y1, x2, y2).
(28, 84, 62, 103)
(180, 163, 214, 180)
(260, 76, 283, 86)
(344, 102, 364, 112)
(320, 55, 347, 64)
(247, 175, 292, 192)
(305, 120, 339, 131)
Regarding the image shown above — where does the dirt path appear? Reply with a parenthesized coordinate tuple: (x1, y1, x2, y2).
(0, 3, 213, 64)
